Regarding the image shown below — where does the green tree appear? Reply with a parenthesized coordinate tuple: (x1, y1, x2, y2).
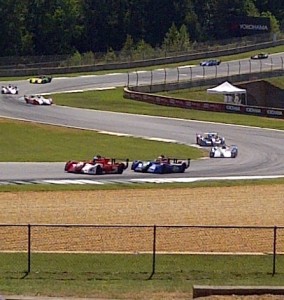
(178, 24, 191, 51)
(133, 39, 155, 60)
(261, 11, 281, 34)
(0, 0, 29, 55)
(162, 23, 180, 52)
(25, 0, 83, 55)
(162, 23, 191, 52)
(120, 34, 135, 60)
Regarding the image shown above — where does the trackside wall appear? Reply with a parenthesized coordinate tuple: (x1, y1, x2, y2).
(124, 70, 284, 118)
(124, 88, 284, 119)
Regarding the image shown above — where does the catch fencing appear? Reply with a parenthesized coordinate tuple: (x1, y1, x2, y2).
(1, 224, 284, 278)
(126, 56, 284, 89)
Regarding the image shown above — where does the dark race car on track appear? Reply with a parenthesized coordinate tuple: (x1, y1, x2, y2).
(200, 59, 221, 66)
(196, 132, 225, 147)
(65, 156, 129, 175)
(1, 84, 18, 95)
(209, 145, 238, 158)
(29, 75, 52, 84)
(24, 95, 53, 105)
(250, 53, 268, 60)
(131, 156, 191, 174)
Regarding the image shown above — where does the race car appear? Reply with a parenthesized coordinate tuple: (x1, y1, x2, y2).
(196, 132, 225, 147)
(1, 84, 18, 94)
(29, 75, 52, 84)
(64, 157, 129, 175)
(209, 145, 238, 158)
(200, 59, 221, 66)
(24, 95, 53, 105)
(250, 53, 268, 60)
(131, 156, 191, 174)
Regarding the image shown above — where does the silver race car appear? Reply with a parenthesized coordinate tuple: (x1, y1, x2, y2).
(1, 84, 18, 95)
(209, 145, 238, 158)
(196, 132, 225, 147)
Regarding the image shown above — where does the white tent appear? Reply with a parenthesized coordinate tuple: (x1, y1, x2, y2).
(207, 81, 247, 105)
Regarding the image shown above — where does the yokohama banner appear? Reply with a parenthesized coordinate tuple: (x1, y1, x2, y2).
(230, 16, 271, 37)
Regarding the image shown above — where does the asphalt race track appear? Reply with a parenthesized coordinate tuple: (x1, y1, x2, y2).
(0, 55, 284, 183)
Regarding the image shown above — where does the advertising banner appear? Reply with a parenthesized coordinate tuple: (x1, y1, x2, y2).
(230, 16, 270, 37)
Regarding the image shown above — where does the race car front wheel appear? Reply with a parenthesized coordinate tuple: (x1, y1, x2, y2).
(96, 165, 103, 175)
(117, 164, 125, 174)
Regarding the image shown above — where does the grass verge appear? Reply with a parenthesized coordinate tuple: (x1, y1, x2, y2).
(52, 84, 284, 130)
(1, 253, 284, 298)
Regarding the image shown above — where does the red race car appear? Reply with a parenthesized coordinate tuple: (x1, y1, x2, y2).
(64, 156, 129, 175)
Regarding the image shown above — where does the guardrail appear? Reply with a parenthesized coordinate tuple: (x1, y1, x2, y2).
(0, 35, 283, 77)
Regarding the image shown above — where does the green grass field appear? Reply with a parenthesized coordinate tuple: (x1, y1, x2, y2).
(1, 253, 284, 298)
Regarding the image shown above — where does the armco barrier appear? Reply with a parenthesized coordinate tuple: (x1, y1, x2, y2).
(0, 38, 283, 77)
(124, 87, 284, 119)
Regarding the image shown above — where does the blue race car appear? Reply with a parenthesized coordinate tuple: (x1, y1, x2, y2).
(131, 157, 191, 174)
(200, 59, 221, 66)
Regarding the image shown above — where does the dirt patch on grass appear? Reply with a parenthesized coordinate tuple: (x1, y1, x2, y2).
(1, 185, 283, 225)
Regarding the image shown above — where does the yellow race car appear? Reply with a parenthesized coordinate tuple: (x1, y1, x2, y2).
(29, 75, 52, 84)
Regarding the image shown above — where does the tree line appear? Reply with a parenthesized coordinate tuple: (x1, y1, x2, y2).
(1, 0, 283, 57)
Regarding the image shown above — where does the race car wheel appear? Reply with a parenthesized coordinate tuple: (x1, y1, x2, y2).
(64, 161, 72, 171)
(209, 152, 214, 158)
(117, 164, 124, 174)
(96, 165, 103, 175)
(181, 163, 186, 173)
(160, 164, 167, 174)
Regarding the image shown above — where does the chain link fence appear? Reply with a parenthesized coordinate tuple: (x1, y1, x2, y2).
(0, 224, 284, 279)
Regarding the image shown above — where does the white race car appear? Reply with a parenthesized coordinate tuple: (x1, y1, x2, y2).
(1, 84, 18, 95)
(209, 145, 238, 158)
(24, 95, 53, 105)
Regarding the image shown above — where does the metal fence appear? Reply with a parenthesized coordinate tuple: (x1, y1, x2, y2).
(127, 55, 284, 89)
(1, 224, 284, 278)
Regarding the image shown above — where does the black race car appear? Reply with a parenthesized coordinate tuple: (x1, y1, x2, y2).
(250, 53, 268, 60)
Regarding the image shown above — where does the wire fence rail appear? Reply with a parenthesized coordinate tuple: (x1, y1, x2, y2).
(126, 56, 284, 88)
(1, 224, 284, 278)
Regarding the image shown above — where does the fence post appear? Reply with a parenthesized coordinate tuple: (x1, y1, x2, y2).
(135, 71, 138, 86)
(27, 224, 31, 274)
(272, 226, 277, 276)
(148, 224, 156, 280)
